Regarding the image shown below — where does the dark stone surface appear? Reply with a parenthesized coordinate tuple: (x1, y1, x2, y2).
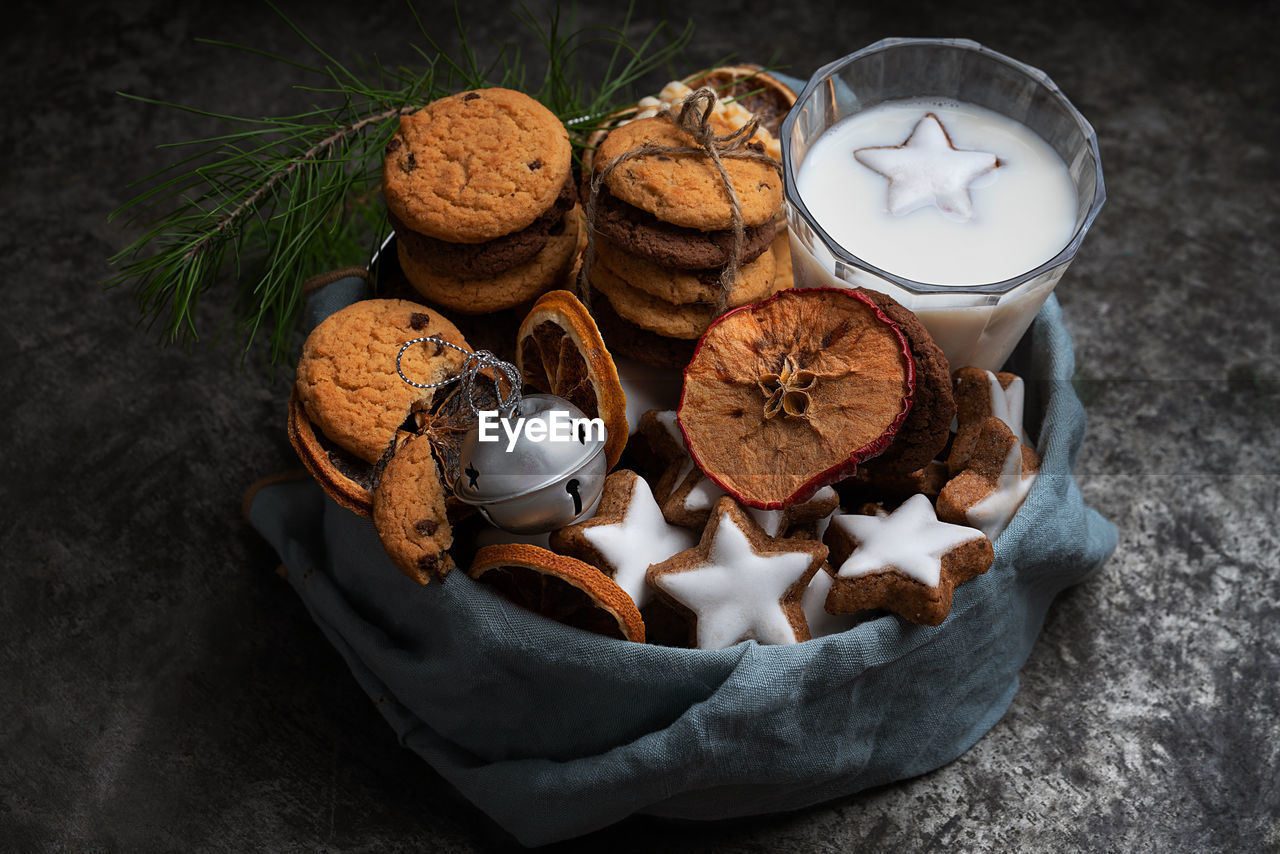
(2, 0, 1276, 850)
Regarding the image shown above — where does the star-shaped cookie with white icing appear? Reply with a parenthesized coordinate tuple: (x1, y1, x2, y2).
(937, 416, 1040, 543)
(949, 366, 1031, 474)
(647, 497, 828, 649)
(655, 454, 728, 529)
(655, 443, 839, 534)
(802, 565, 873, 639)
(854, 113, 999, 221)
(824, 493, 993, 626)
(550, 469, 696, 609)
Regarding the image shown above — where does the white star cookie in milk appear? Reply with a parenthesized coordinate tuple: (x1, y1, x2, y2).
(854, 112, 999, 221)
(550, 469, 696, 610)
(646, 497, 827, 649)
(937, 416, 1040, 542)
(823, 493, 994, 626)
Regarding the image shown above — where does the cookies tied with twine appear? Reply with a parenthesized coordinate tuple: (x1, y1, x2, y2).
(581, 89, 788, 363)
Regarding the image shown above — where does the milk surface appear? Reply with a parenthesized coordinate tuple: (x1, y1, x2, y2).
(796, 99, 1077, 286)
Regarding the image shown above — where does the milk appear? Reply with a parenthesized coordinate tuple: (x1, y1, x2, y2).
(789, 98, 1080, 369)
(797, 99, 1076, 285)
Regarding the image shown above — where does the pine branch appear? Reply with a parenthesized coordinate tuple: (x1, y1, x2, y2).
(107, 2, 695, 366)
(180, 106, 413, 266)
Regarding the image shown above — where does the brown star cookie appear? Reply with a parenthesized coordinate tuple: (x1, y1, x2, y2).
(549, 469, 697, 610)
(838, 460, 950, 508)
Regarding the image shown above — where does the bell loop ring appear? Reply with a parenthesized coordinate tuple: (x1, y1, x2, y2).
(396, 336, 523, 416)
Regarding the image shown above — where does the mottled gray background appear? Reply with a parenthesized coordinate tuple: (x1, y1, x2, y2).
(3, 0, 1277, 850)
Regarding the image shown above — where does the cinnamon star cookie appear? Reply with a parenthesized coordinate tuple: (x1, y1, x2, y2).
(647, 497, 827, 649)
(550, 469, 696, 609)
(823, 493, 994, 626)
(937, 416, 1040, 542)
(948, 366, 1032, 474)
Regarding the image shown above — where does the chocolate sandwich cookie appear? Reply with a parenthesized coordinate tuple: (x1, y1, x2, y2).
(389, 177, 576, 278)
(589, 185, 776, 270)
(399, 206, 582, 314)
(383, 88, 571, 243)
(593, 235, 777, 306)
(593, 116, 782, 232)
(854, 287, 956, 475)
(287, 386, 381, 517)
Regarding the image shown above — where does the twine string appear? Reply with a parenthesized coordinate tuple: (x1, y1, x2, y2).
(396, 337, 522, 415)
(579, 87, 782, 314)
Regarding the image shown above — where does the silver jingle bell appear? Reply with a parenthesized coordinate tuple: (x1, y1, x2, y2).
(453, 393, 608, 534)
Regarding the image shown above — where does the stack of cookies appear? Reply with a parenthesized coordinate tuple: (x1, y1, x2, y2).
(383, 88, 582, 315)
(584, 115, 788, 368)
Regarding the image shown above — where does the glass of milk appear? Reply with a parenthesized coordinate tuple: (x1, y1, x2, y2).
(781, 38, 1105, 371)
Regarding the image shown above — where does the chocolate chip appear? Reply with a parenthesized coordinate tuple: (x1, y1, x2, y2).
(386, 137, 402, 153)
(729, 407, 745, 418)
(463, 92, 480, 101)
(405, 152, 417, 171)
(527, 158, 543, 171)
(417, 554, 441, 573)
(409, 313, 430, 330)
(414, 519, 438, 536)
(432, 340, 445, 356)
(747, 141, 765, 154)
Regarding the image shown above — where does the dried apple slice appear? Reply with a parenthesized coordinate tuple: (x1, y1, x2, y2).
(678, 288, 914, 509)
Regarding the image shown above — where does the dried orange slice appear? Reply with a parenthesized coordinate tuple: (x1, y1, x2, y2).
(678, 288, 915, 510)
(517, 290, 628, 468)
(468, 544, 645, 642)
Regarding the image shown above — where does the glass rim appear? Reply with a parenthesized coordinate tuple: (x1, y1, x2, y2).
(780, 36, 1106, 296)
